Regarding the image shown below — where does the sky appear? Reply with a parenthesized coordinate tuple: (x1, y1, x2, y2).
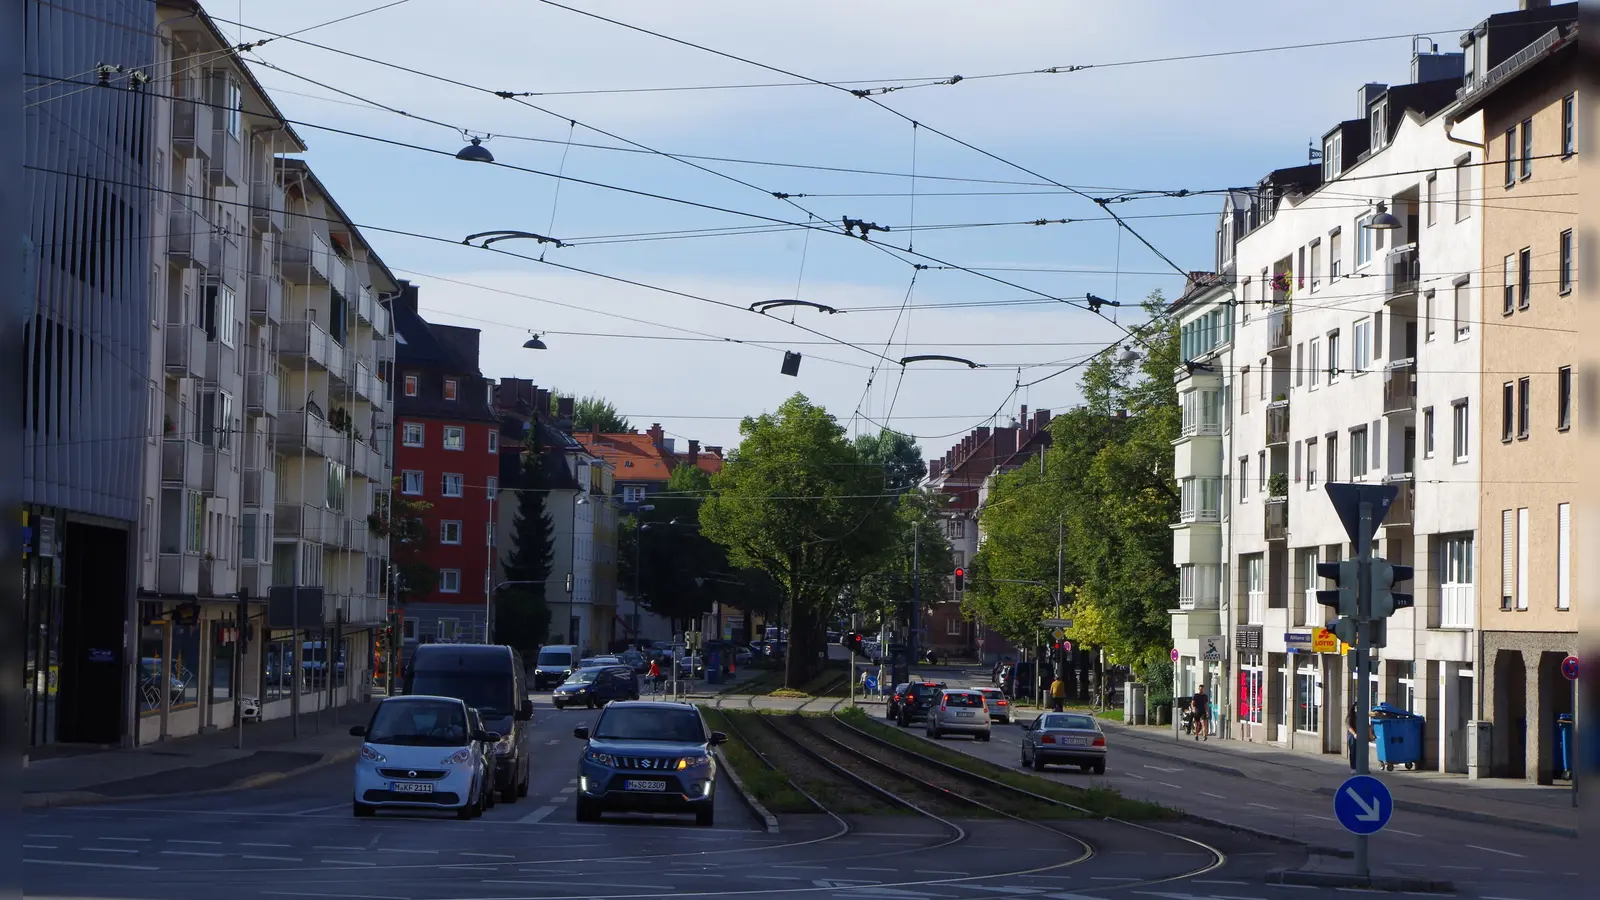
(230, 0, 1510, 454)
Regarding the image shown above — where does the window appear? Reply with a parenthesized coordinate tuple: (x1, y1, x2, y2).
(1420, 291, 1436, 343)
(402, 422, 424, 447)
(1238, 457, 1249, 503)
(443, 426, 465, 451)
(204, 283, 236, 345)
(1504, 128, 1518, 187)
(402, 618, 418, 641)
(403, 374, 418, 397)
(1454, 279, 1471, 340)
(1439, 535, 1475, 628)
(1323, 132, 1343, 180)
(1562, 94, 1576, 156)
(1309, 240, 1322, 291)
(1295, 343, 1305, 388)
(1241, 278, 1253, 323)
(946, 618, 963, 637)
(441, 473, 463, 497)
(1293, 441, 1302, 483)
(1257, 450, 1265, 492)
(326, 460, 348, 513)
(1517, 377, 1531, 439)
(1455, 156, 1472, 222)
(1356, 214, 1374, 267)
(1500, 509, 1516, 610)
(440, 521, 462, 545)
(440, 570, 461, 594)
(443, 378, 458, 401)
(1352, 318, 1371, 372)
(1503, 255, 1517, 315)
(1327, 434, 1339, 482)
(1240, 366, 1250, 414)
(1305, 438, 1318, 487)
(1520, 119, 1534, 179)
(622, 485, 647, 504)
(1259, 359, 1268, 402)
(1295, 664, 1322, 734)
(486, 475, 498, 497)
(1557, 503, 1571, 610)
(488, 429, 499, 453)
(1558, 366, 1572, 431)
(1426, 174, 1437, 226)
(949, 518, 966, 539)
(1369, 97, 1387, 151)
(1452, 400, 1470, 463)
(221, 74, 242, 139)
(1329, 229, 1343, 280)
(1327, 331, 1342, 383)
(1309, 339, 1321, 389)
(1516, 507, 1530, 610)
(1518, 248, 1532, 309)
(1423, 408, 1435, 458)
(1351, 426, 1369, 478)
(1560, 229, 1574, 294)
(1240, 663, 1265, 725)
(1502, 382, 1516, 442)
(401, 470, 423, 495)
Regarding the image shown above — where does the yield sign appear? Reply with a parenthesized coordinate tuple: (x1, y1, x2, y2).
(1324, 482, 1398, 544)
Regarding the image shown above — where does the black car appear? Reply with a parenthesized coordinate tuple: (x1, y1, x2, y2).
(895, 681, 947, 727)
(401, 643, 534, 803)
(574, 701, 726, 826)
(553, 666, 640, 710)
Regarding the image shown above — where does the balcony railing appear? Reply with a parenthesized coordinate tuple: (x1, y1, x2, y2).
(1265, 401, 1291, 446)
(281, 225, 330, 285)
(157, 553, 201, 595)
(1267, 305, 1291, 353)
(371, 302, 391, 340)
(161, 437, 202, 485)
(1264, 498, 1289, 541)
(247, 273, 282, 323)
(279, 320, 331, 370)
(275, 410, 331, 458)
(164, 323, 207, 378)
(206, 124, 243, 188)
(250, 179, 286, 233)
(326, 339, 351, 386)
(167, 206, 214, 269)
(242, 468, 275, 509)
(1440, 584, 1475, 629)
(341, 258, 361, 304)
(357, 286, 376, 325)
(246, 370, 279, 418)
(1386, 244, 1420, 298)
(327, 254, 349, 301)
(1383, 474, 1415, 527)
(170, 94, 212, 160)
(1383, 359, 1417, 414)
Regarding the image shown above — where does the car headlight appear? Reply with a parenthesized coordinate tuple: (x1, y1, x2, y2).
(360, 745, 386, 763)
(583, 749, 614, 766)
(494, 735, 515, 756)
(676, 754, 711, 770)
(440, 748, 474, 766)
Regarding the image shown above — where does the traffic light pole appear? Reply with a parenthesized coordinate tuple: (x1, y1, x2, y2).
(1353, 500, 1374, 879)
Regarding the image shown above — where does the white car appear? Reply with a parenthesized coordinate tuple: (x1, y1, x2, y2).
(925, 688, 992, 741)
(350, 695, 495, 819)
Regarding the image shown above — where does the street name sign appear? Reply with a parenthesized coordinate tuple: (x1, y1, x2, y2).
(1333, 774, 1392, 835)
(1042, 618, 1073, 628)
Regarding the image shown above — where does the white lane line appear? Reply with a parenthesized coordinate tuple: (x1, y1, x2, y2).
(546, 739, 560, 745)
(28, 834, 71, 839)
(1193, 880, 1250, 886)
(915, 870, 969, 875)
(1467, 844, 1526, 858)
(460, 852, 515, 859)
(325, 846, 365, 851)
(848, 867, 898, 872)
(21, 845, 56, 850)
(1143, 764, 1182, 772)
(100, 837, 150, 843)
(168, 839, 222, 845)
(1091, 876, 1139, 881)
(378, 847, 437, 853)
(1305, 814, 1338, 822)
(1248, 802, 1279, 810)
(242, 855, 302, 862)
(516, 805, 557, 824)
(320, 859, 378, 866)
(294, 802, 350, 815)
(546, 795, 569, 803)
(81, 847, 140, 854)
(240, 842, 293, 848)
(1389, 828, 1423, 837)
(1501, 869, 1541, 875)
(25, 858, 159, 871)
(1126, 772, 1147, 780)
(161, 850, 227, 858)
(748, 875, 801, 881)
(559, 787, 577, 794)
(1199, 790, 1227, 799)
(1158, 781, 1183, 789)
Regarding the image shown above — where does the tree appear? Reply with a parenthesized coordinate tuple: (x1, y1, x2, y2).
(846, 488, 953, 638)
(854, 429, 927, 494)
(376, 480, 438, 605)
(626, 465, 730, 629)
(497, 439, 555, 656)
(700, 394, 900, 688)
(554, 393, 631, 433)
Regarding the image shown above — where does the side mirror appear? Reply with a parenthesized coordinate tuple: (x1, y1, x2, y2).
(349, 725, 367, 737)
(708, 731, 728, 745)
(572, 726, 590, 740)
(472, 730, 493, 743)
(517, 700, 534, 721)
(484, 732, 503, 743)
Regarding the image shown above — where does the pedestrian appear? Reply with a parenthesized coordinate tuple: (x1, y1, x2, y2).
(1049, 674, 1067, 712)
(1191, 684, 1210, 741)
(1346, 703, 1374, 771)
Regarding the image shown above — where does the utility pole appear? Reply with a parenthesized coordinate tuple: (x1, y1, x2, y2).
(1352, 500, 1374, 877)
(909, 520, 919, 676)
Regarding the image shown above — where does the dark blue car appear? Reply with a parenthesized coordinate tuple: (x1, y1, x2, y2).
(573, 701, 726, 826)
(552, 665, 639, 710)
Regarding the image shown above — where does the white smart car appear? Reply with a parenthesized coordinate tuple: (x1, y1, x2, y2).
(350, 695, 495, 819)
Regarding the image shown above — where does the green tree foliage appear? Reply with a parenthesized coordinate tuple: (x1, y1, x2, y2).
(700, 394, 899, 687)
(497, 440, 554, 656)
(845, 488, 953, 637)
(553, 392, 631, 433)
(853, 428, 928, 494)
(967, 290, 1179, 680)
(623, 465, 731, 629)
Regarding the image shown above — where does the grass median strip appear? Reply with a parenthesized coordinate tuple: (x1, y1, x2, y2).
(836, 707, 1176, 821)
(699, 707, 814, 814)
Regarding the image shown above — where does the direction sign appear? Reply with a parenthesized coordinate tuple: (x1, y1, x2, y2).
(1200, 635, 1225, 661)
(1333, 774, 1392, 835)
(1562, 655, 1580, 682)
(1324, 482, 1398, 544)
(1042, 618, 1073, 628)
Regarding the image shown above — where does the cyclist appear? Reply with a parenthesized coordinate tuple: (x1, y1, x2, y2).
(647, 658, 662, 695)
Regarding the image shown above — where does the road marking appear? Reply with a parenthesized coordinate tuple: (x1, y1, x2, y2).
(546, 739, 560, 745)
(161, 849, 227, 858)
(1501, 869, 1540, 875)
(242, 855, 302, 862)
(748, 875, 801, 881)
(295, 803, 350, 815)
(1127, 772, 1148, 779)
(1090, 876, 1139, 881)
(546, 795, 569, 803)
(1200, 791, 1227, 799)
(81, 847, 139, 854)
(1159, 781, 1182, 789)
(460, 852, 515, 859)
(21, 845, 56, 850)
(27, 834, 71, 839)
(100, 837, 150, 843)
(559, 787, 576, 794)
(1467, 844, 1525, 858)
(1194, 880, 1250, 885)
(25, 858, 159, 871)
(1144, 764, 1183, 773)
(325, 846, 365, 851)
(240, 842, 292, 848)
(378, 847, 438, 853)
(169, 839, 222, 845)
(848, 866, 899, 872)
(1249, 802, 1279, 810)
(914, 870, 969, 875)
(516, 805, 557, 824)
(1388, 828, 1423, 837)
(320, 859, 378, 866)
(1305, 814, 1337, 822)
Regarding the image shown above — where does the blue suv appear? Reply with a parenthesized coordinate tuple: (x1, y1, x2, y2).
(552, 665, 639, 710)
(572, 701, 726, 826)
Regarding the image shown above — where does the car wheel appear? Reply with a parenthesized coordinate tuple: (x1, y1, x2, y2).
(575, 798, 600, 822)
(484, 782, 497, 809)
(1020, 748, 1030, 768)
(352, 801, 376, 818)
(928, 727, 940, 739)
(587, 697, 597, 710)
(978, 733, 991, 742)
(456, 798, 476, 820)
(1092, 761, 1106, 775)
(695, 807, 715, 827)
(1031, 753, 1045, 771)
(553, 700, 563, 710)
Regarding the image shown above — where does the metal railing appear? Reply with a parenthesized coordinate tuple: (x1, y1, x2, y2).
(1267, 305, 1291, 352)
(1383, 474, 1415, 526)
(1386, 244, 1420, 298)
(1266, 401, 1291, 446)
(1383, 359, 1417, 413)
(1264, 498, 1289, 541)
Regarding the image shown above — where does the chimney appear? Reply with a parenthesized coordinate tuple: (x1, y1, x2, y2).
(1019, 404, 1028, 429)
(534, 389, 550, 418)
(705, 446, 722, 458)
(557, 396, 575, 422)
(1520, 0, 1550, 8)
(647, 423, 665, 448)
(688, 440, 700, 466)
(1035, 409, 1051, 431)
(394, 280, 420, 316)
(590, 422, 600, 442)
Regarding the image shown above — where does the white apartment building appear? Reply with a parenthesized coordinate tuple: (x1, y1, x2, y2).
(136, 3, 394, 742)
(1224, 47, 1484, 772)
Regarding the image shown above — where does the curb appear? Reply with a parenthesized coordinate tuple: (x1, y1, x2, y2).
(714, 747, 780, 833)
(1267, 866, 1454, 893)
(1308, 785, 1578, 838)
(1177, 812, 1352, 858)
(23, 746, 358, 810)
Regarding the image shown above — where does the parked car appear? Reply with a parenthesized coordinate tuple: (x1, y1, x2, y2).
(1020, 712, 1108, 773)
(925, 689, 992, 741)
(573, 701, 726, 826)
(350, 695, 494, 818)
(553, 666, 640, 709)
(975, 687, 1013, 724)
(400, 643, 534, 803)
(465, 708, 498, 810)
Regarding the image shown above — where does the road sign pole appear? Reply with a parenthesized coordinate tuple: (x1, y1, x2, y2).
(1354, 500, 1374, 879)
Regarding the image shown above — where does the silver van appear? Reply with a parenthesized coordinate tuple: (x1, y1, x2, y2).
(533, 644, 579, 691)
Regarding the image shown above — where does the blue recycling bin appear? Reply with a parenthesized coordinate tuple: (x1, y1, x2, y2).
(1371, 703, 1425, 771)
(1556, 713, 1574, 779)
(705, 651, 723, 685)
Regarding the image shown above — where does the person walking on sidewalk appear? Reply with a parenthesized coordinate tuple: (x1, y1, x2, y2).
(1191, 684, 1210, 741)
(1346, 703, 1375, 770)
(1049, 675, 1067, 712)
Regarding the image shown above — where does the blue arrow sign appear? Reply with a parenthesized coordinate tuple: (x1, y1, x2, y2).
(1333, 774, 1393, 835)
(1324, 483, 1398, 544)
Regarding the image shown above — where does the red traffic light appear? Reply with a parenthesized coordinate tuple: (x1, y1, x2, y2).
(953, 567, 965, 592)
(954, 567, 964, 577)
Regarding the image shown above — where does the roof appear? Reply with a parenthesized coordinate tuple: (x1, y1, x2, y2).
(580, 432, 723, 484)
(1450, 22, 1577, 120)
(1167, 271, 1229, 315)
(156, 0, 309, 152)
(277, 159, 400, 293)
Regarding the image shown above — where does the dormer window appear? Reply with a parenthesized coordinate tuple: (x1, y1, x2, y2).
(1370, 98, 1388, 152)
(1323, 132, 1343, 181)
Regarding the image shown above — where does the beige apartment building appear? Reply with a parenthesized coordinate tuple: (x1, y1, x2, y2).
(1451, 3, 1579, 784)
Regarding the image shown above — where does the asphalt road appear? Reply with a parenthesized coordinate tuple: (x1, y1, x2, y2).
(17, 687, 1521, 900)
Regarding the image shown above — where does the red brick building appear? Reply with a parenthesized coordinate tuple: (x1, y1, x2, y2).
(391, 282, 502, 644)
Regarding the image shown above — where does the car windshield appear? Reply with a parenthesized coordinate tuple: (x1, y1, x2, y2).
(593, 707, 705, 742)
(1042, 714, 1096, 730)
(366, 700, 469, 746)
(943, 692, 984, 707)
(537, 651, 572, 667)
(564, 669, 601, 684)
(407, 672, 515, 717)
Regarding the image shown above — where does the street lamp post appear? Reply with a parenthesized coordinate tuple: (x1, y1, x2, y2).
(630, 506, 657, 643)
(567, 494, 589, 648)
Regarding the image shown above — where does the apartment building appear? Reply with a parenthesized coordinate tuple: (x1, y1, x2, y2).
(393, 283, 501, 646)
(1227, 45, 1488, 771)
(1449, 1, 1579, 784)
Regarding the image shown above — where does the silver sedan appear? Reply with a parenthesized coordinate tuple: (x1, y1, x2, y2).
(925, 689, 992, 741)
(1020, 712, 1107, 773)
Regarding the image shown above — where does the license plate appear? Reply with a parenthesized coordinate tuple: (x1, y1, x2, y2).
(1066, 736, 1090, 746)
(392, 782, 433, 793)
(626, 779, 667, 792)
(957, 710, 975, 717)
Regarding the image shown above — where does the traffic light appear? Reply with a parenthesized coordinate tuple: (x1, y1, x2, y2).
(847, 632, 865, 657)
(1370, 559, 1414, 619)
(953, 567, 965, 593)
(1315, 560, 1359, 617)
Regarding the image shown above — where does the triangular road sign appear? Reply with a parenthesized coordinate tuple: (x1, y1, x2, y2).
(1324, 482, 1397, 544)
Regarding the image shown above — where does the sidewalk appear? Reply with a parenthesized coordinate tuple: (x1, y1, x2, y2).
(1102, 720, 1578, 837)
(24, 701, 376, 809)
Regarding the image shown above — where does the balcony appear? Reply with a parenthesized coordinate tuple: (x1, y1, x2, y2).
(281, 225, 330, 285)
(279, 320, 331, 370)
(157, 553, 201, 595)
(1384, 474, 1415, 527)
(326, 339, 351, 387)
(340, 258, 361, 305)
(275, 410, 331, 458)
(1386, 244, 1420, 299)
(327, 254, 350, 303)
(208, 230, 239, 286)
(246, 370, 279, 418)
(250, 179, 286, 233)
(368, 372, 387, 411)
(200, 446, 232, 498)
(1265, 401, 1291, 447)
(164, 323, 207, 379)
(170, 95, 213, 160)
(205, 339, 233, 384)
(242, 468, 276, 509)
(274, 503, 332, 544)
(1383, 359, 1417, 414)
(247, 273, 282, 323)
(353, 360, 374, 403)
(160, 437, 202, 485)
(371, 302, 390, 340)
(356, 286, 376, 326)
(1267, 305, 1291, 354)
(167, 206, 214, 269)
(1264, 498, 1289, 542)
(206, 125, 243, 188)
